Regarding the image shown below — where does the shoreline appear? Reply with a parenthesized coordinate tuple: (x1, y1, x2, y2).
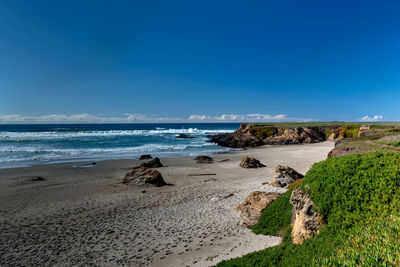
(0, 142, 334, 266)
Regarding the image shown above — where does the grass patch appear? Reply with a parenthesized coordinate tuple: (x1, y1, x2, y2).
(216, 152, 400, 266)
(249, 190, 293, 236)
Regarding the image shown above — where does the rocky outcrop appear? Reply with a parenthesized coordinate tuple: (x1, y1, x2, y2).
(239, 156, 266, 168)
(290, 189, 321, 244)
(270, 165, 304, 187)
(235, 191, 281, 226)
(123, 167, 166, 186)
(327, 147, 358, 158)
(209, 124, 328, 148)
(138, 157, 163, 168)
(263, 127, 325, 145)
(194, 156, 214, 164)
(358, 125, 370, 137)
(139, 154, 153, 160)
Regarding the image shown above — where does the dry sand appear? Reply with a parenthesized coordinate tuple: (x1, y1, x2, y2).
(0, 142, 333, 266)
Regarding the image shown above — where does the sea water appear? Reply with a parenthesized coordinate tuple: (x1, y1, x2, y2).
(0, 123, 238, 168)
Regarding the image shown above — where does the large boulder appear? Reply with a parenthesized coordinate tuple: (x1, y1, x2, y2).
(123, 167, 166, 187)
(269, 165, 304, 187)
(290, 189, 321, 244)
(235, 191, 281, 226)
(138, 157, 163, 168)
(239, 156, 265, 168)
(176, 134, 194, 139)
(194, 155, 214, 164)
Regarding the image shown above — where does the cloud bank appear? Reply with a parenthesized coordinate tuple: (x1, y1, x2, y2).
(359, 115, 384, 122)
(0, 113, 296, 123)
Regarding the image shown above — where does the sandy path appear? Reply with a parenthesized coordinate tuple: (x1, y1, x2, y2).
(0, 142, 333, 266)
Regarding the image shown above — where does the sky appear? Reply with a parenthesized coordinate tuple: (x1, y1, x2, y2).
(0, 0, 400, 123)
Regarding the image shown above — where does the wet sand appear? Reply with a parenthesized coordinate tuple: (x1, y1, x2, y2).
(0, 142, 333, 266)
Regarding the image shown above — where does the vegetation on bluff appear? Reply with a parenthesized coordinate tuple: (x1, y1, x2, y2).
(216, 152, 400, 266)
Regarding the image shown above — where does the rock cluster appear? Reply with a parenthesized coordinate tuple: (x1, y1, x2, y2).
(269, 165, 304, 187)
(123, 167, 166, 187)
(194, 156, 214, 164)
(290, 189, 321, 244)
(176, 134, 194, 139)
(239, 156, 265, 168)
(235, 191, 281, 226)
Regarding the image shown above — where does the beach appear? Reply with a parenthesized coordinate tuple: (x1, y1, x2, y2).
(0, 141, 333, 266)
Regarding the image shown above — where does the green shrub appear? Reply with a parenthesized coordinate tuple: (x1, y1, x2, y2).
(251, 127, 277, 139)
(216, 152, 400, 266)
(340, 124, 360, 138)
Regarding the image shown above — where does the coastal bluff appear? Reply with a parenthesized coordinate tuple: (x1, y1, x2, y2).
(209, 123, 335, 148)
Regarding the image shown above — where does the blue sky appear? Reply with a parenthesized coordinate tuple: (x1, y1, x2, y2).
(0, 0, 399, 123)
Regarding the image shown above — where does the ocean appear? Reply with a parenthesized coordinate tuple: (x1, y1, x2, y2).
(0, 123, 238, 168)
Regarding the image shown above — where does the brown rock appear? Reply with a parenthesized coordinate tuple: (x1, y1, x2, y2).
(138, 157, 163, 168)
(194, 156, 213, 164)
(123, 167, 166, 186)
(270, 165, 304, 187)
(358, 125, 370, 137)
(239, 156, 265, 168)
(235, 191, 281, 226)
(290, 189, 321, 244)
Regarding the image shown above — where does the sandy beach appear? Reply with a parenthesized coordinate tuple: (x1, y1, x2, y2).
(0, 141, 333, 266)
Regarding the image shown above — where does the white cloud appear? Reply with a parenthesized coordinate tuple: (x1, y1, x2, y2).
(0, 113, 311, 123)
(0, 113, 182, 124)
(359, 115, 384, 122)
(188, 113, 289, 122)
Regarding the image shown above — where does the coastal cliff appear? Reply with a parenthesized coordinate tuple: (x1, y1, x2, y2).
(209, 123, 341, 148)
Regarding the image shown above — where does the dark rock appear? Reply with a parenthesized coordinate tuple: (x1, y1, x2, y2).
(138, 157, 163, 168)
(209, 133, 263, 148)
(123, 167, 166, 186)
(270, 165, 304, 187)
(176, 134, 194, 139)
(239, 156, 265, 168)
(29, 176, 46, 182)
(194, 156, 214, 164)
(139, 154, 153, 160)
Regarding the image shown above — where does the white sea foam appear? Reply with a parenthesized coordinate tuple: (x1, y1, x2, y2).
(0, 128, 233, 140)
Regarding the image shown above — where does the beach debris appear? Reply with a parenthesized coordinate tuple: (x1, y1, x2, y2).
(176, 134, 194, 139)
(194, 155, 214, 164)
(28, 176, 46, 182)
(235, 191, 281, 226)
(187, 173, 216, 176)
(290, 189, 321, 244)
(210, 193, 234, 202)
(239, 156, 265, 168)
(203, 178, 217, 182)
(269, 165, 304, 187)
(139, 154, 153, 160)
(72, 162, 97, 169)
(123, 167, 166, 187)
(218, 159, 230, 162)
(137, 157, 163, 168)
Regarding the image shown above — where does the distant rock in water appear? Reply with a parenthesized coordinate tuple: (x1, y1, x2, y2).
(290, 189, 321, 244)
(176, 134, 194, 139)
(235, 191, 281, 226)
(194, 155, 214, 164)
(123, 167, 166, 187)
(138, 157, 163, 168)
(239, 156, 265, 168)
(270, 165, 304, 187)
(139, 154, 153, 160)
